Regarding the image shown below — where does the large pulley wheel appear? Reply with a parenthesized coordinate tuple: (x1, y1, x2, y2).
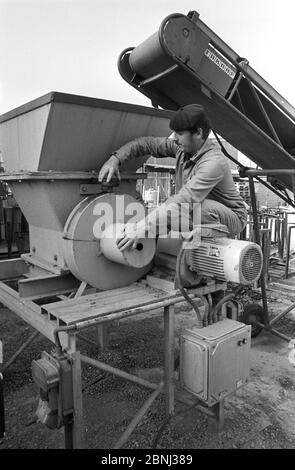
(62, 193, 155, 290)
(241, 303, 264, 338)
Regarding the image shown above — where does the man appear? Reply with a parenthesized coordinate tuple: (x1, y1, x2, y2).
(98, 104, 247, 250)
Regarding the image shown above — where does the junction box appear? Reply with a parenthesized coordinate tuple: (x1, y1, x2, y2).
(180, 318, 251, 406)
(32, 351, 73, 429)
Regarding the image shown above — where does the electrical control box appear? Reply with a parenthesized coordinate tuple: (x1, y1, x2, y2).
(32, 350, 73, 429)
(180, 319, 251, 406)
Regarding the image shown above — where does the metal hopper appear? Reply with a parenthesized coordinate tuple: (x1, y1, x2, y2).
(0, 92, 173, 293)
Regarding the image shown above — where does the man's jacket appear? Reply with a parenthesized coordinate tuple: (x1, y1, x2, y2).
(114, 136, 247, 225)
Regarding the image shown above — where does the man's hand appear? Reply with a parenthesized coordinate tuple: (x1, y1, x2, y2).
(98, 155, 120, 183)
(116, 223, 139, 252)
(116, 233, 139, 251)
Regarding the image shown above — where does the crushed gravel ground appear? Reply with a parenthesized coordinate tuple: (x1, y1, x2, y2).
(1, 288, 295, 450)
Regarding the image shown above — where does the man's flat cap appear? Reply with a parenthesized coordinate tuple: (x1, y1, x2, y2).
(169, 104, 207, 132)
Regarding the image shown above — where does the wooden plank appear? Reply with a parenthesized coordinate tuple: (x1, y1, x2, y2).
(0, 282, 68, 348)
(57, 292, 162, 324)
(42, 281, 227, 326)
(42, 285, 143, 313)
(43, 287, 153, 318)
(72, 293, 208, 329)
(45, 289, 154, 317)
(46, 289, 180, 326)
(42, 285, 165, 320)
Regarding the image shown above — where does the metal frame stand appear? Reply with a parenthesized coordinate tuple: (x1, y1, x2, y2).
(0, 269, 229, 449)
(246, 169, 295, 343)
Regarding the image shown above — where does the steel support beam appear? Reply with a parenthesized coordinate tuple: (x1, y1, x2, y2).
(18, 273, 80, 300)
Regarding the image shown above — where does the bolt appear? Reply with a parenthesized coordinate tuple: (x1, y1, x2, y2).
(81, 186, 86, 192)
(183, 28, 189, 37)
(53, 254, 58, 261)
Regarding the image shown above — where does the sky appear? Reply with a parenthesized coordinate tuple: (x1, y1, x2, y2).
(1, 0, 295, 115)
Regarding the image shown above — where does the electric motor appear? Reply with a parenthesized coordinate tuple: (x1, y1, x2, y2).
(188, 238, 263, 285)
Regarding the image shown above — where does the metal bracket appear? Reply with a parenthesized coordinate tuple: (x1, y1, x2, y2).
(80, 183, 117, 195)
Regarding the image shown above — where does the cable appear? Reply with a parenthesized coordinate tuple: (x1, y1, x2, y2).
(175, 246, 202, 323)
(212, 285, 243, 318)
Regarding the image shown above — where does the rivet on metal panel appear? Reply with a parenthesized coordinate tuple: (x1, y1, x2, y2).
(183, 28, 190, 37)
(53, 255, 58, 261)
(81, 187, 87, 192)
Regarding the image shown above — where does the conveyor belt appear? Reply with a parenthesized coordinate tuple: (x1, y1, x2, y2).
(118, 11, 295, 200)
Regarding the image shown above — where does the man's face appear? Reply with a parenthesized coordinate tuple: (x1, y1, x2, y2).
(171, 129, 203, 155)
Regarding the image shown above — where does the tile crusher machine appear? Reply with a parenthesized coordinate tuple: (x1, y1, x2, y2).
(0, 11, 273, 446)
(0, 91, 262, 441)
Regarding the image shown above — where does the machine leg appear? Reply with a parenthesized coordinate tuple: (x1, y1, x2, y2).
(96, 324, 109, 351)
(249, 176, 269, 325)
(68, 348, 84, 449)
(64, 419, 74, 449)
(72, 350, 84, 448)
(211, 400, 225, 432)
(164, 304, 175, 417)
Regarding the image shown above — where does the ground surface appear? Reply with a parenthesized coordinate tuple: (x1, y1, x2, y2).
(1, 285, 295, 450)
